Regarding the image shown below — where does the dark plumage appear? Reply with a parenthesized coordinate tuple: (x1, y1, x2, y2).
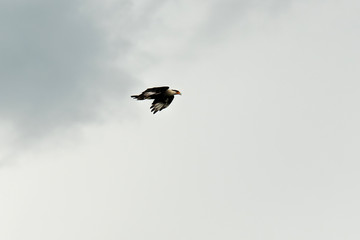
(131, 86, 181, 114)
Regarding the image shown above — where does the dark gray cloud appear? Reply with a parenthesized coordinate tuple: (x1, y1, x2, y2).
(0, 0, 137, 139)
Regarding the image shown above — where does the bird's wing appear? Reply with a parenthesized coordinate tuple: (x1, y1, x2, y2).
(131, 86, 169, 100)
(150, 95, 174, 114)
(143, 86, 169, 95)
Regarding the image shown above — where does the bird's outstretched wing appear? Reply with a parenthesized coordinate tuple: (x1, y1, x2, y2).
(131, 86, 169, 100)
(150, 95, 174, 114)
(143, 86, 169, 94)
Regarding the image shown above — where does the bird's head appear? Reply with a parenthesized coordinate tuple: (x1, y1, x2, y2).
(172, 89, 182, 95)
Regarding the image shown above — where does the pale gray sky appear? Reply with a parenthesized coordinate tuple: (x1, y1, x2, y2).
(1, 0, 360, 239)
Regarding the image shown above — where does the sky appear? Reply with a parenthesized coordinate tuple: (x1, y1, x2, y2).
(0, 0, 360, 239)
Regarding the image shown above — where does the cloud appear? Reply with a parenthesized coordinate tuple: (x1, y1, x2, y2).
(0, 0, 155, 142)
(175, 0, 292, 44)
(0, 0, 178, 166)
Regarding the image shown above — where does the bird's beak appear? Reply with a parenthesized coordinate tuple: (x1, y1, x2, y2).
(177, 91, 182, 95)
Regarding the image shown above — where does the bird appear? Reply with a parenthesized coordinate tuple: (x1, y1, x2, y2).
(131, 86, 181, 114)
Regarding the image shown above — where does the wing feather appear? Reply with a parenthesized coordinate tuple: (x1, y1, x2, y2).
(143, 86, 169, 94)
(150, 95, 174, 114)
(131, 86, 169, 100)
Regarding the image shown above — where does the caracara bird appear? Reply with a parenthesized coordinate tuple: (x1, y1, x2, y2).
(131, 86, 181, 114)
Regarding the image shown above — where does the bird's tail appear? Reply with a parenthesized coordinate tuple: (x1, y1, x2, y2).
(131, 95, 145, 100)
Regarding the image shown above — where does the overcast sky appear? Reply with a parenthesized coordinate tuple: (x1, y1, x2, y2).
(1, 0, 360, 239)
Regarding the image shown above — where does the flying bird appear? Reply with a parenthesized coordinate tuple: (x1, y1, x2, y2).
(131, 86, 182, 114)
